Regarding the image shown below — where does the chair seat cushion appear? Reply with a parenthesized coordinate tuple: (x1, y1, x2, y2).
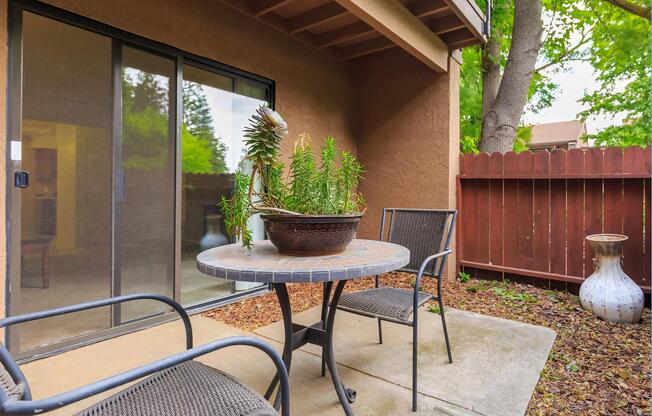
(338, 287, 434, 321)
(76, 361, 278, 416)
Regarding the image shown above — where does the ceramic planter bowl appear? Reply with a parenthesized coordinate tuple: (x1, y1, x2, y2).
(261, 214, 362, 256)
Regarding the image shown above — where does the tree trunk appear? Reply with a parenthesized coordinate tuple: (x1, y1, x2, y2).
(482, 34, 501, 116)
(479, 0, 543, 153)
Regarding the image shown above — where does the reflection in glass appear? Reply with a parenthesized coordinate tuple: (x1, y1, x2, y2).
(119, 47, 175, 321)
(18, 12, 113, 351)
(181, 65, 268, 306)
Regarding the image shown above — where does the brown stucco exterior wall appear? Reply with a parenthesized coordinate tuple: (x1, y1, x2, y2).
(354, 56, 459, 278)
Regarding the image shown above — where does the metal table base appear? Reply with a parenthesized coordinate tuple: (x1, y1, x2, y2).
(266, 281, 356, 415)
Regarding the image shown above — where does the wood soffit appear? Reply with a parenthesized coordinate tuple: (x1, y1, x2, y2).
(217, 0, 486, 69)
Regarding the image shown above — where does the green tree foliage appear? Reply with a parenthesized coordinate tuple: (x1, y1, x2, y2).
(121, 72, 170, 170)
(460, 48, 482, 154)
(461, 0, 650, 153)
(181, 126, 217, 173)
(578, 1, 650, 147)
(121, 70, 229, 172)
(182, 81, 229, 172)
(513, 126, 533, 153)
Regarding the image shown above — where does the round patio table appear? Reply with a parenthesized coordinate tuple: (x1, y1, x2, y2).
(196, 239, 410, 416)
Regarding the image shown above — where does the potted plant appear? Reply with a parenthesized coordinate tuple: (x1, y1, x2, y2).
(220, 105, 365, 256)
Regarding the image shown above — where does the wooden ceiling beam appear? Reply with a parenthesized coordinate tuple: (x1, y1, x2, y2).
(335, 0, 449, 72)
(218, 0, 255, 14)
(428, 15, 467, 35)
(439, 27, 474, 45)
(252, 0, 298, 17)
(217, 0, 346, 61)
(316, 1, 455, 49)
(442, 0, 486, 41)
(316, 21, 375, 48)
(447, 37, 479, 50)
(408, 0, 449, 19)
(339, 36, 396, 60)
(350, 46, 409, 67)
(287, 2, 350, 35)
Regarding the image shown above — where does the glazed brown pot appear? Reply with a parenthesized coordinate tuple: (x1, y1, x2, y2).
(261, 214, 363, 256)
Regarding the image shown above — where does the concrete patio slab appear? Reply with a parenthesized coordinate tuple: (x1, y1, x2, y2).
(20, 315, 475, 415)
(255, 306, 556, 416)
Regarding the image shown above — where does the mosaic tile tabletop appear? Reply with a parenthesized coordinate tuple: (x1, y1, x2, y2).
(196, 239, 410, 283)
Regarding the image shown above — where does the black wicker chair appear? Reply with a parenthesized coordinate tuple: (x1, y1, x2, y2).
(337, 208, 456, 412)
(0, 294, 290, 416)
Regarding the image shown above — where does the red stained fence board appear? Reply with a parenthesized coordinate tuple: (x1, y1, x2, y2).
(457, 147, 650, 292)
(622, 179, 645, 287)
(489, 179, 503, 266)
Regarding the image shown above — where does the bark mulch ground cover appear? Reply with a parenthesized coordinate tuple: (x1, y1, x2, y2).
(203, 272, 651, 415)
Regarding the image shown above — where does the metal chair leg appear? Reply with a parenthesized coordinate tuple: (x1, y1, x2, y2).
(439, 297, 453, 364)
(377, 318, 383, 344)
(412, 311, 418, 412)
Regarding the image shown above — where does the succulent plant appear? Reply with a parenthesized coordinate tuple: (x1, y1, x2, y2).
(243, 105, 288, 191)
(221, 105, 364, 250)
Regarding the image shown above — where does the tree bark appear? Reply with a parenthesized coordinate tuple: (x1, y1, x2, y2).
(601, 0, 651, 20)
(482, 34, 501, 116)
(479, 0, 543, 153)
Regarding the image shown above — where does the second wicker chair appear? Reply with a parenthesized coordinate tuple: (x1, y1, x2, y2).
(337, 208, 456, 412)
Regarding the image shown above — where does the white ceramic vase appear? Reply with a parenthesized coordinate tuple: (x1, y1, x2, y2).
(579, 234, 644, 323)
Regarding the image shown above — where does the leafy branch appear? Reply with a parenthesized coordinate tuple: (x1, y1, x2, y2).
(600, 0, 650, 20)
(534, 26, 592, 73)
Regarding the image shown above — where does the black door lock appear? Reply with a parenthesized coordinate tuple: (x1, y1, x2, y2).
(14, 171, 29, 188)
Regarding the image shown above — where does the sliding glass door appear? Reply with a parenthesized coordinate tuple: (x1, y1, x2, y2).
(9, 5, 272, 357)
(15, 11, 114, 352)
(180, 64, 267, 307)
(118, 47, 176, 322)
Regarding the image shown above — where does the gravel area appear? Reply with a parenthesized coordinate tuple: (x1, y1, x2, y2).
(203, 272, 651, 415)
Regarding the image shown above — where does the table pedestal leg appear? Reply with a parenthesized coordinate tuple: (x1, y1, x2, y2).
(265, 283, 293, 409)
(266, 281, 356, 415)
(321, 281, 332, 377)
(324, 280, 356, 415)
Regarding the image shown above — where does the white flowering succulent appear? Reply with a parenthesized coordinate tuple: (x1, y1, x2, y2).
(263, 106, 288, 136)
(243, 105, 288, 167)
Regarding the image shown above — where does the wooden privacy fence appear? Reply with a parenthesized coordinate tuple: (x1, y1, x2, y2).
(456, 146, 651, 292)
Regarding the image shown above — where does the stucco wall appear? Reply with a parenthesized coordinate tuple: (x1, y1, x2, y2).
(355, 56, 459, 278)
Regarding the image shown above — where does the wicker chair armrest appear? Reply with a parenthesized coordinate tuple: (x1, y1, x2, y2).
(1, 336, 290, 416)
(413, 249, 453, 305)
(416, 249, 453, 279)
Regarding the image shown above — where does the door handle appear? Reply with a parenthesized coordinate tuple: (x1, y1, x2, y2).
(14, 171, 29, 188)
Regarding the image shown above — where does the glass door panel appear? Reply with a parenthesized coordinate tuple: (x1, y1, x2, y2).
(10, 7, 274, 356)
(17, 12, 113, 351)
(180, 65, 268, 306)
(119, 47, 176, 322)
